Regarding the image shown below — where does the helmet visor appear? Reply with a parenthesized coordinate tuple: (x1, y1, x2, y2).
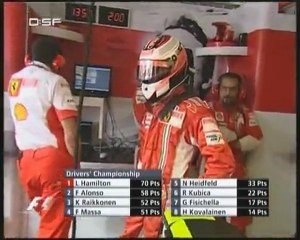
(137, 60, 173, 84)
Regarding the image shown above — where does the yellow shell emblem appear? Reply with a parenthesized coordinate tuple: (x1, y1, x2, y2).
(14, 103, 28, 121)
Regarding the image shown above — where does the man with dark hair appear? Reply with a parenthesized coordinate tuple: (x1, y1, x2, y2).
(31, 37, 63, 65)
(209, 72, 263, 235)
(8, 36, 78, 238)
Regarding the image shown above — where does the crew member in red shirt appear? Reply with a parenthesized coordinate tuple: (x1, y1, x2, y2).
(209, 72, 263, 234)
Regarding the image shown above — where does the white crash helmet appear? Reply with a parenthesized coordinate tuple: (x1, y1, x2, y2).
(137, 35, 189, 103)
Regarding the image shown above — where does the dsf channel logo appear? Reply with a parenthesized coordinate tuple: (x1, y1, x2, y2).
(28, 17, 62, 27)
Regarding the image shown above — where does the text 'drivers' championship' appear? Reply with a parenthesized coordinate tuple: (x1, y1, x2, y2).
(64, 169, 162, 217)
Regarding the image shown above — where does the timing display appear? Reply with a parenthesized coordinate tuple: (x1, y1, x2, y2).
(98, 6, 130, 28)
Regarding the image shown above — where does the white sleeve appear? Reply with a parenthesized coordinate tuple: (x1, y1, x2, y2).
(52, 77, 78, 121)
(218, 126, 238, 142)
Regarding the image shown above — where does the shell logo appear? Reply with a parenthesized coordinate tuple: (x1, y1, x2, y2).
(14, 103, 28, 121)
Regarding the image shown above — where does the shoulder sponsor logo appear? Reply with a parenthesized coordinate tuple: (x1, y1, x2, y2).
(8, 78, 22, 97)
(202, 117, 220, 133)
(171, 110, 185, 119)
(22, 78, 38, 87)
(66, 98, 75, 103)
(204, 132, 225, 145)
(58, 92, 76, 107)
(169, 110, 186, 128)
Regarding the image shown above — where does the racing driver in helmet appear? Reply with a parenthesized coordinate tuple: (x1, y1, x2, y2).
(120, 34, 235, 238)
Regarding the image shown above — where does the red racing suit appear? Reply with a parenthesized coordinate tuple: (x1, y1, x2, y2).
(121, 87, 236, 238)
(209, 101, 263, 233)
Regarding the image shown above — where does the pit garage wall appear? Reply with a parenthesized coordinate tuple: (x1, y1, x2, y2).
(227, 2, 296, 237)
(3, 2, 296, 238)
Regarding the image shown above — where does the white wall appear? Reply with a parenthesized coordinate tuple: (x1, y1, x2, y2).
(246, 112, 296, 237)
(227, 2, 296, 33)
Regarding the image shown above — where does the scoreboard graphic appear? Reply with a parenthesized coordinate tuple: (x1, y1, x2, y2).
(63, 169, 269, 217)
(171, 178, 269, 217)
(64, 169, 162, 216)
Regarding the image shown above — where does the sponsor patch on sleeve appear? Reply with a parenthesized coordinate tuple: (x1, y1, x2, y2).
(8, 78, 22, 97)
(202, 117, 220, 133)
(168, 110, 185, 128)
(143, 112, 153, 129)
(61, 92, 76, 108)
(248, 113, 258, 126)
(54, 79, 77, 110)
(204, 132, 225, 145)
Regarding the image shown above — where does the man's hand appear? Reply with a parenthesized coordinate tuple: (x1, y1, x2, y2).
(219, 126, 237, 142)
(228, 140, 241, 151)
